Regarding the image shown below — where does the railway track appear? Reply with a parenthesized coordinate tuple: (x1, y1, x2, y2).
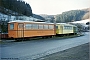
(0, 33, 84, 43)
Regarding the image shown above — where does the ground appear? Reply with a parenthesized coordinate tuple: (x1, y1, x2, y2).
(35, 43, 89, 60)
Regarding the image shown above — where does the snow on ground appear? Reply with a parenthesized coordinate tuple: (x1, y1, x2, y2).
(69, 19, 90, 27)
(71, 19, 90, 24)
(0, 13, 8, 21)
(0, 12, 41, 22)
(0, 13, 16, 21)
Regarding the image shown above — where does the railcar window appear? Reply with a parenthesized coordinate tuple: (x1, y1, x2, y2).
(64, 26, 66, 29)
(70, 27, 72, 29)
(10, 24, 14, 30)
(44, 25, 48, 29)
(56, 26, 58, 29)
(64, 26, 72, 30)
(68, 27, 69, 29)
(25, 24, 32, 29)
(18, 24, 24, 28)
(39, 25, 43, 29)
(32, 24, 38, 29)
(49, 25, 53, 29)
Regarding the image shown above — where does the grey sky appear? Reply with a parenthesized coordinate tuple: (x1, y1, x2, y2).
(24, 0, 90, 15)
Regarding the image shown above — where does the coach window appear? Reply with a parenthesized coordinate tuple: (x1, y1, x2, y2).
(56, 26, 58, 29)
(49, 25, 53, 29)
(70, 27, 72, 30)
(67, 26, 69, 29)
(18, 24, 24, 28)
(67, 26, 70, 29)
(32, 24, 38, 29)
(44, 25, 48, 29)
(39, 25, 43, 29)
(10, 23, 14, 30)
(25, 24, 32, 29)
(64, 26, 66, 29)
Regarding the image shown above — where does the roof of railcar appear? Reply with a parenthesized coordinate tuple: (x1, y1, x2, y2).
(56, 23, 77, 27)
(8, 20, 54, 24)
(56, 23, 72, 25)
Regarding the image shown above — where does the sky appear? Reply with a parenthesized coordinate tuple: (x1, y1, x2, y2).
(24, 0, 90, 15)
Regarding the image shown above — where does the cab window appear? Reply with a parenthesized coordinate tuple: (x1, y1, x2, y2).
(56, 26, 58, 29)
(10, 23, 14, 30)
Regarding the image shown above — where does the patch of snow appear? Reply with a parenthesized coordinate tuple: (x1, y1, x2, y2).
(71, 19, 90, 24)
(0, 13, 42, 22)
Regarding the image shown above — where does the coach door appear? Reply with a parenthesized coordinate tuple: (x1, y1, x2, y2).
(18, 23, 24, 38)
(60, 26, 63, 34)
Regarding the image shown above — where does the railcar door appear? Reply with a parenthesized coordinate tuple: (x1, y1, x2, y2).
(60, 26, 63, 34)
(18, 23, 24, 38)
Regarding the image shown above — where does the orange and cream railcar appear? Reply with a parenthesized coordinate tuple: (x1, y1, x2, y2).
(8, 20, 56, 39)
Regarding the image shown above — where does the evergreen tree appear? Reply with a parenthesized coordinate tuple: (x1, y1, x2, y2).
(0, 0, 32, 16)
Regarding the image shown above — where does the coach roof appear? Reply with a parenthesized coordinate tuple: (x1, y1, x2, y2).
(8, 20, 54, 24)
(56, 23, 77, 26)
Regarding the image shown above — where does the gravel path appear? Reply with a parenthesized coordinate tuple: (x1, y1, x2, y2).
(35, 43, 89, 60)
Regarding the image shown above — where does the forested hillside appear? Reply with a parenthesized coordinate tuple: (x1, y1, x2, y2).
(40, 8, 89, 23)
(82, 8, 90, 20)
(55, 10, 87, 23)
(0, 0, 32, 16)
(0, 0, 45, 20)
(39, 14, 55, 23)
(33, 14, 45, 20)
